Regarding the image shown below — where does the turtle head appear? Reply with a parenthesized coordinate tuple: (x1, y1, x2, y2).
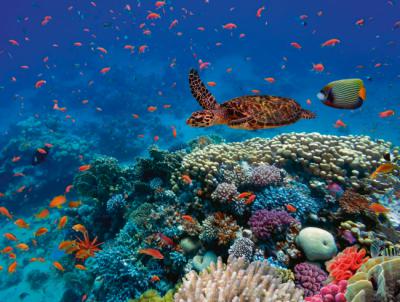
(186, 110, 223, 127)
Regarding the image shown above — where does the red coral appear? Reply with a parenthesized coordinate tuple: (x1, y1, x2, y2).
(326, 246, 369, 282)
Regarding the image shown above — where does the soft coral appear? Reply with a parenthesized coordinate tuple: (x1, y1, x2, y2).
(325, 246, 369, 282)
(75, 231, 103, 260)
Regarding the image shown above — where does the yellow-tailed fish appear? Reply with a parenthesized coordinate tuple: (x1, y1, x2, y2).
(318, 79, 366, 109)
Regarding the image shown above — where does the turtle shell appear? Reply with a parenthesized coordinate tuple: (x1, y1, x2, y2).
(220, 95, 306, 130)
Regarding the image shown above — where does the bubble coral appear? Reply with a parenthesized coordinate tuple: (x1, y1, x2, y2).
(294, 262, 328, 297)
(338, 190, 370, 214)
(249, 209, 296, 240)
(305, 280, 347, 302)
(325, 246, 369, 283)
(250, 164, 283, 187)
(228, 237, 254, 262)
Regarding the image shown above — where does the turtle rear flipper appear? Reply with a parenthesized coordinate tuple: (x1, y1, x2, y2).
(189, 69, 219, 110)
(300, 109, 316, 119)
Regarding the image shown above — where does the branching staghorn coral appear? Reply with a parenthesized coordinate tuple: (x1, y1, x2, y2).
(174, 256, 304, 302)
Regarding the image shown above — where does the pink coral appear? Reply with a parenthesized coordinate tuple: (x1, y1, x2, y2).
(325, 246, 369, 282)
(250, 164, 283, 187)
(305, 280, 347, 302)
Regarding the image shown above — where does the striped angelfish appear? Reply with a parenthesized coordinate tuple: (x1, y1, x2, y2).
(317, 79, 366, 109)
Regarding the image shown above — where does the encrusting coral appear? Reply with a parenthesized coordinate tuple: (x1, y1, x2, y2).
(338, 190, 371, 214)
(174, 256, 304, 302)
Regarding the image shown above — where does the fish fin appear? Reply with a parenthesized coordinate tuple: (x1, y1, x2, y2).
(189, 69, 219, 110)
(300, 109, 316, 119)
(359, 87, 366, 101)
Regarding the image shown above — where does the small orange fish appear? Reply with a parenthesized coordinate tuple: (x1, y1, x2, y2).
(245, 194, 256, 205)
(264, 77, 275, 83)
(181, 174, 192, 185)
(207, 81, 217, 87)
(286, 204, 297, 213)
(138, 248, 164, 259)
(312, 63, 325, 72)
(0, 207, 13, 220)
(69, 201, 82, 208)
(182, 215, 194, 223)
(171, 126, 177, 138)
(334, 119, 346, 128)
(8, 261, 17, 274)
(50, 195, 67, 208)
(65, 185, 73, 193)
(379, 110, 395, 118)
(154, 135, 159, 142)
(73, 42, 82, 47)
(35, 80, 46, 88)
(150, 275, 160, 282)
(163, 104, 171, 109)
(72, 224, 87, 234)
(16, 243, 29, 251)
(0, 193, 5, 197)
(290, 42, 302, 49)
(53, 261, 65, 272)
(132, 114, 139, 119)
(0, 265, 2, 271)
(12, 156, 21, 162)
(58, 216, 68, 230)
(370, 163, 397, 179)
(78, 165, 91, 172)
(146, 12, 161, 20)
(35, 208, 49, 219)
(147, 106, 157, 112)
(1, 246, 13, 253)
(16, 185, 26, 193)
(237, 192, 252, 199)
(223, 23, 237, 30)
(9, 253, 16, 259)
(14, 218, 29, 229)
(321, 38, 341, 47)
(97, 47, 107, 54)
(75, 264, 87, 270)
(37, 148, 47, 154)
(32, 239, 37, 247)
(100, 67, 111, 74)
(369, 203, 390, 214)
(251, 89, 260, 94)
(4, 233, 17, 241)
(138, 45, 148, 53)
(35, 227, 48, 237)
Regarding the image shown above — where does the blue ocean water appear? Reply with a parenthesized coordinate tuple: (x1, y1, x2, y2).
(0, 1, 399, 302)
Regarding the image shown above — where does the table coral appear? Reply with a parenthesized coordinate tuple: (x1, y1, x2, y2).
(325, 246, 369, 282)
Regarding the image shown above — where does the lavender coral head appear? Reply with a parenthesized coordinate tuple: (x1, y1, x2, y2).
(249, 209, 296, 239)
(211, 182, 238, 203)
(250, 164, 283, 187)
(294, 262, 328, 297)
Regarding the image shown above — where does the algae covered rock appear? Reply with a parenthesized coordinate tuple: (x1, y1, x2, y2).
(296, 227, 337, 261)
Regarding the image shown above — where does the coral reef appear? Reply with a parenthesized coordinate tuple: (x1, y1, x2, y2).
(294, 262, 328, 297)
(228, 236, 255, 262)
(338, 190, 371, 215)
(250, 164, 284, 187)
(305, 280, 348, 302)
(174, 257, 304, 302)
(200, 212, 239, 245)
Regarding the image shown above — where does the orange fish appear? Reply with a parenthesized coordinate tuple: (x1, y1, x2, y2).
(8, 261, 17, 274)
(237, 192, 252, 199)
(321, 38, 341, 47)
(79, 165, 91, 172)
(16, 185, 26, 193)
(312, 63, 325, 72)
(35, 227, 48, 237)
(4, 233, 17, 241)
(379, 110, 395, 118)
(65, 185, 73, 193)
(0, 193, 5, 197)
(1, 246, 13, 253)
(251, 89, 260, 94)
(154, 135, 159, 142)
(370, 163, 397, 179)
(14, 218, 29, 229)
(58, 216, 68, 230)
(37, 148, 47, 154)
(73, 42, 83, 47)
(171, 126, 177, 138)
(138, 248, 164, 259)
(181, 174, 192, 185)
(9, 253, 16, 259)
(286, 204, 297, 213)
(0, 207, 13, 220)
(151, 275, 160, 282)
(245, 194, 256, 205)
(50, 195, 67, 208)
(223, 23, 237, 30)
(334, 119, 346, 128)
(182, 215, 194, 223)
(0, 265, 2, 271)
(9, 39, 19, 46)
(146, 12, 161, 20)
(35, 208, 49, 219)
(31, 239, 37, 247)
(290, 42, 302, 49)
(75, 264, 87, 270)
(100, 67, 111, 74)
(72, 224, 87, 234)
(132, 114, 139, 119)
(256, 6, 265, 18)
(147, 106, 157, 112)
(53, 261, 65, 271)
(207, 81, 217, 87)
(163, 104, 171, 109)
(69, 201, 82, 208)
(138, 45, 148, 53)
(369, 203, 390, 214)
(264, 77, 275, 83)
(96, 47, 107, 54)
(16, 243, 29, 251)
(35, 80, 46, 88)
(12, 156, 21, 162)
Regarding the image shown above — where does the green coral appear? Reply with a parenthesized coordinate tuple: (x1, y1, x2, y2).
(275, 267, 295, 283)
(130, 289, 174, 302)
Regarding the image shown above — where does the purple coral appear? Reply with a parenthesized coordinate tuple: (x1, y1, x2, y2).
(211, 182, 238, 203)
(249, 209, 296, 239)
(294, 262, 328, 297)
(305, 280, 347, 302)
(250, 164, 283, 187)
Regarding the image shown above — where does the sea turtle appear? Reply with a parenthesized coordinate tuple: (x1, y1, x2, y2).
(186, 69, 316, 130)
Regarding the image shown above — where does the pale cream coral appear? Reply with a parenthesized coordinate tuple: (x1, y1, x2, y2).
(174, 256, 304, 302)
(171, 133, 399, 192)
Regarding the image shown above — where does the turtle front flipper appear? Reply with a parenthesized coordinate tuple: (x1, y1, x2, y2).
(189, 69, 219, 110)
